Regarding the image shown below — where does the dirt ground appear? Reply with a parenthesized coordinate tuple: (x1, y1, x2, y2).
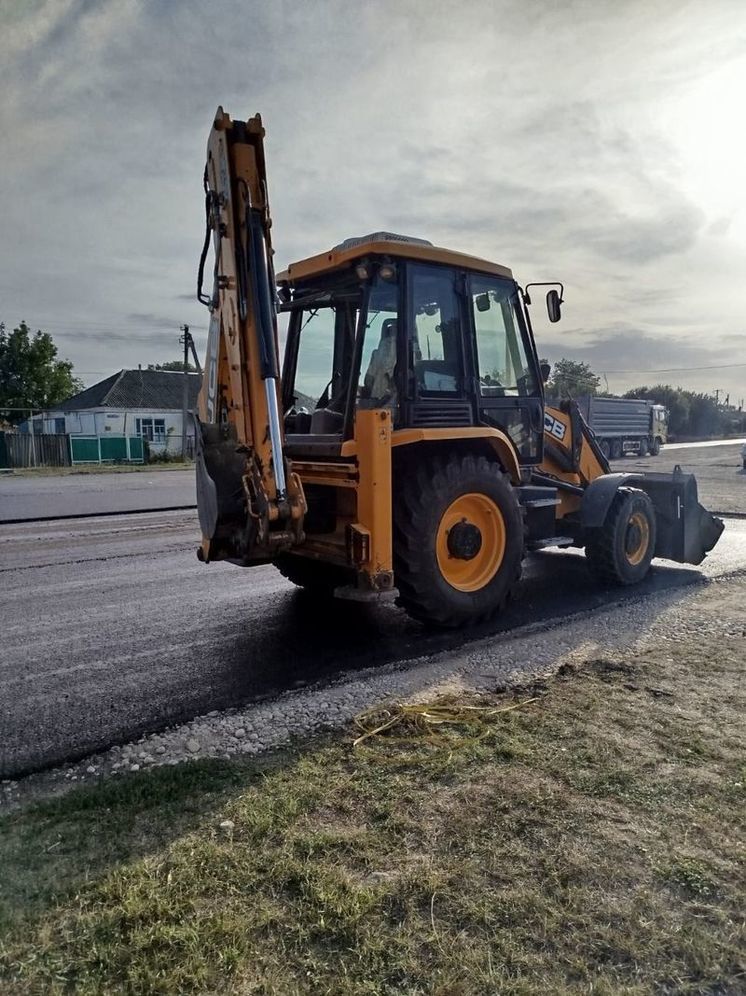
(612, 441, 745, 515)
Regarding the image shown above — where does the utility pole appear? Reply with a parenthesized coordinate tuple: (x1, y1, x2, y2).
(179, 325, 202, 460)
(28, 408, 37, 468)
(179, 325, 190, 460)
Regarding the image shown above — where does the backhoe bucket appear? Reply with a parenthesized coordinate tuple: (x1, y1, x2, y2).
(194, 415, 249, 562)
(637, 468, 724, 565)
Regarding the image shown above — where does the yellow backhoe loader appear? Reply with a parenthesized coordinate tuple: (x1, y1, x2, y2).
(194, 108, 723, 627)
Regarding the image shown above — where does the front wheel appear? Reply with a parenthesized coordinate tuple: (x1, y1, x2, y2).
(585, 488, 657, 585)
(394, 452, 524, 627)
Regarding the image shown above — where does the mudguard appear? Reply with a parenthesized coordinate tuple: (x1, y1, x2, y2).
(581, 467, 724, 565)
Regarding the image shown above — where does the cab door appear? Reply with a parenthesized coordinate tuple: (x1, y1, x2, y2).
(403, 262, 474, 428)
(468, 274, 543, 464)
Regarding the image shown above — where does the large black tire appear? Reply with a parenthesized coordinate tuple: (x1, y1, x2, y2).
(393, 452, 524, 628)
(599, 440, 611, 459)
(650, 437, 662, 456)
(275, 554, 351, 596)
(610, 439, 623, 460)
(638, 438, 649, 457)
(585, 488, 657, 585)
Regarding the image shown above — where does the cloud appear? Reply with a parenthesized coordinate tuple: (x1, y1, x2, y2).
(0, 0, 744, 399)
(540, 323, 741, 394)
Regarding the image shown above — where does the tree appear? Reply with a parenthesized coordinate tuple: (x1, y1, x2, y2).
(623, 384, 727, 439)
(148, 360, 199, 372)
(0, 321, 83, 423)
(546, 358, 601, 398)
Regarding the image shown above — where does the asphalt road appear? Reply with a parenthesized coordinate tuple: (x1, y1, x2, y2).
(1, 439, 743, 523)
(0, 469, 196, 521)
(2, 508, 745, 777)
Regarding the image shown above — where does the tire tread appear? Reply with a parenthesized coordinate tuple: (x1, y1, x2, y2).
(393, 451, 523, 627)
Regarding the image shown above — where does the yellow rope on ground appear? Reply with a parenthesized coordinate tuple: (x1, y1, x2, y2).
(352, 698, 538, 749)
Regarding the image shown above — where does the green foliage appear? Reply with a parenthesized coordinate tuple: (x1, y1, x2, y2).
(0, 321, 83, 423)
(624, 384, 745, 438)
(546, 358, 601, 398)
(148, 360, 198, 372)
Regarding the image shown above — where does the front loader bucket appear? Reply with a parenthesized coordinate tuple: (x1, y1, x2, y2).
(636, 467, 724, 565)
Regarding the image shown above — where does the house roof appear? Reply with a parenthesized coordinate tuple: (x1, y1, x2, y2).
(56, 369, 202, 412)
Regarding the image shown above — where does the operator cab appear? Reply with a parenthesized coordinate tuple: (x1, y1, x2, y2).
(279, 233, 545, 464)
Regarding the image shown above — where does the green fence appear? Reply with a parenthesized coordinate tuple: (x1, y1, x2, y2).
(70, 436, 144, 464)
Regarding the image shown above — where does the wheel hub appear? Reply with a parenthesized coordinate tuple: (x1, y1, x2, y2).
(447, 519, 483, 560)
(624, 511, 650, 566)
(625, 522, 642, 554)
(436, 492, 507, 592)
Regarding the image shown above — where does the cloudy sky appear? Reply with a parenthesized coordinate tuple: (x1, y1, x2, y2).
(2, 0, 745, 400)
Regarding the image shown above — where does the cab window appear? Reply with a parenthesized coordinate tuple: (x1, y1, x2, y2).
(358, 274, 399, 408)
(410, 265, 463, 394)
(471, 276, 537, 397)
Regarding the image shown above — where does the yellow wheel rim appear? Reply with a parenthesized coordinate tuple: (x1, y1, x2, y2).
(436, 493, 506, 592)
(625, 511, 650, 566)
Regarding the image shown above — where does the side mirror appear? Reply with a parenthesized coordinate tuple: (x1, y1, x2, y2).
(546, 289, 562, 323)
(475, 292, 491, 313)
(540, 362, 551, 384)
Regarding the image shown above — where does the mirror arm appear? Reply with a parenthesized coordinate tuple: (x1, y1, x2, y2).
(524, 281, 564, 304)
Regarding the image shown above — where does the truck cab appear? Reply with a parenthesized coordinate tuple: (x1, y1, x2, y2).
(651, 404, 668, 454)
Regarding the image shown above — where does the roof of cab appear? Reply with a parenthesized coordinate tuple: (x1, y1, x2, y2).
(276, 232, 513, 284)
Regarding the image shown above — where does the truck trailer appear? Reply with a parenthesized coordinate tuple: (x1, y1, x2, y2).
(572, 395, 668, 459)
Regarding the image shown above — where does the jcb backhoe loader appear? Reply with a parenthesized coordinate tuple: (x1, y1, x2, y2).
(194, 108, 723, 628)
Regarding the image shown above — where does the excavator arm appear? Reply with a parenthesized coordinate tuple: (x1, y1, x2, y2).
(195, 107, 305, 564)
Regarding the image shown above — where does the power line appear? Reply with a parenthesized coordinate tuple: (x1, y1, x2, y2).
(603, 362, 746, 374)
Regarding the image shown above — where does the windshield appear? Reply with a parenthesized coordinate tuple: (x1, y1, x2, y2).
(292, 307, 337, 408)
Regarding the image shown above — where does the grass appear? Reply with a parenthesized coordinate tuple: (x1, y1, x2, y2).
(6, 462, 193, 477)
(0, 633, 744, 994)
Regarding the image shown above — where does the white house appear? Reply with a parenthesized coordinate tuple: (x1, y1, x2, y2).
(37, 368, 202, 455)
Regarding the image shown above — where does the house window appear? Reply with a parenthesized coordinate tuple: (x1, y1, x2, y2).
(135, 417, 166, 442)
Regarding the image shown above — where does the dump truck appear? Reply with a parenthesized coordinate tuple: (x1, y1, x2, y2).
(571, 395, 668, 459)
(193, 108, 723, 628)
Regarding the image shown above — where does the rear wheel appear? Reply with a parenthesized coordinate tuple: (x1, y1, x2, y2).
(599, 440, 611, 458)
(639, 438, 649, 457)
(393, 452, 524, 627)
(585, 488, 657, 585)
(610, 439, 623, 460)
(650, 437, 662, 456)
